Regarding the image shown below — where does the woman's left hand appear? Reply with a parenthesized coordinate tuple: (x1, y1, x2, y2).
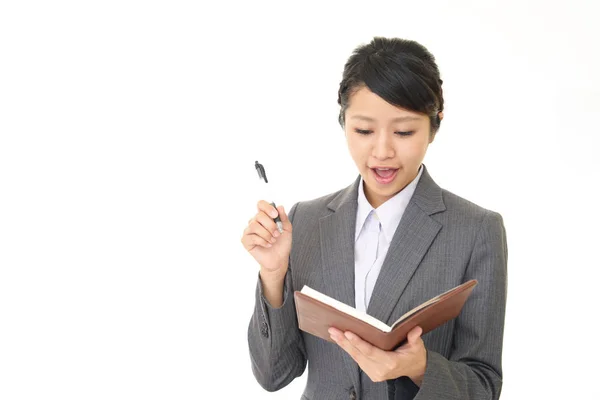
(329, 325, 427, 386)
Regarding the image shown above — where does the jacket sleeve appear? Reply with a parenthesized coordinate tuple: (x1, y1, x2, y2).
(247, 202, 308, 392)
(397, 210, 508, 400)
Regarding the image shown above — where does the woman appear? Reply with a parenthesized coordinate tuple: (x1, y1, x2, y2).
(241, 37, 507, 400)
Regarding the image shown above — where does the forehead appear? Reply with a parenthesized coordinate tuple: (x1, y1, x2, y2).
(346, 86, 426, 122)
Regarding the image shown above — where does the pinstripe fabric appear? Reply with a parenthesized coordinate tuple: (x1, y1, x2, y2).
(248, 164, 508, 400)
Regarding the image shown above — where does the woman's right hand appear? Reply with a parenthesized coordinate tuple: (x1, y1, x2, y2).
(241, 200, 292, 281)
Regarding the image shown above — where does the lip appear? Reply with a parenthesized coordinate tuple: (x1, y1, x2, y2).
(370, 167, 399, 185)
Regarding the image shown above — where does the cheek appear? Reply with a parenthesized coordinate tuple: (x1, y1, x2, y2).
(346, 136, 367, 161)
(396, 137, 429, 158)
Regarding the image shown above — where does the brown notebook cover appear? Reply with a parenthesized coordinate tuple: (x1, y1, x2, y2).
(294, 280, 477, 351)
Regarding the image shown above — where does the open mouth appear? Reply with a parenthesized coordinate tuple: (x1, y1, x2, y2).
(371, 167, 398, 184)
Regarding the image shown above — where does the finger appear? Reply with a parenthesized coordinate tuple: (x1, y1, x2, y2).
(343, 331, 387, 360)
(328, 327, 343, 338)
(245, 220, 277, 245)
(342, 332, 399, 380)
(394, 326, 423, 353)
(336, 337, 362, 363)
(254, 211, 280, 237)
(328, 329, 364, 363)
(257, 200, 279, 219)
(276, 205, 292, 232)
(241, 232, 273, 250)
(406, 326, 423, 345)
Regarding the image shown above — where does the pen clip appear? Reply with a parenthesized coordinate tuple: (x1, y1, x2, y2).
(255, 161, 268, 183)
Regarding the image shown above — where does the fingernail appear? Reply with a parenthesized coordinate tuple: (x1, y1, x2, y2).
(273, 230, 280, 237)
(270, 210, 278, 218)
(266, 243, 272, 248)
(344, 332, 353, 340)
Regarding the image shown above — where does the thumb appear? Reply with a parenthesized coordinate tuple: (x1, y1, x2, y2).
(277, 205, 292, 231)
(407, 326, 423, 345)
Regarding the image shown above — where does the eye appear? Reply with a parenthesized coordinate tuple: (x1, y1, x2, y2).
(354, 129, 414, 136)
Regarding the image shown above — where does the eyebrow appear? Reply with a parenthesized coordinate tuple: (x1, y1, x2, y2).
(349, 115, 421, 123)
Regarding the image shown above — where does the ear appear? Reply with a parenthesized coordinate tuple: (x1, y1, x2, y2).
(429, 111, 443, 143)
(429, 131, 437, 144)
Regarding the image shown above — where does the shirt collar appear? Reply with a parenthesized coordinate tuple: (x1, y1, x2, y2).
(355, 164, 424, 242)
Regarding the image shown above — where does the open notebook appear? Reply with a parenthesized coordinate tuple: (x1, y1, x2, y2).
(294, 280, 477, 351)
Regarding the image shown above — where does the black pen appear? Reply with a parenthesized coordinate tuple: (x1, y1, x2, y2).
(255, 161, 283, 233)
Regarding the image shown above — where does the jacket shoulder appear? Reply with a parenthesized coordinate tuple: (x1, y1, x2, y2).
(291, 188, 344, 221)
(440, 188, 503, 225)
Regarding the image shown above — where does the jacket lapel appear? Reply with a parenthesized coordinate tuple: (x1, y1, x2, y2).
(319, 176, 360, 390)
(319, 180, 359, 308)
(366, 165, 446, 325)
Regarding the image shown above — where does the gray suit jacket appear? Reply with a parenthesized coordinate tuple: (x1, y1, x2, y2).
(248, 165, 508, 400)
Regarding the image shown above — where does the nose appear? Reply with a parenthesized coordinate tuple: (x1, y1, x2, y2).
(372, 131, 395, 160)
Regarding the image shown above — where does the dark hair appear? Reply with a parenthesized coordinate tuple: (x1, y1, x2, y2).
(337, 37, 444, 134)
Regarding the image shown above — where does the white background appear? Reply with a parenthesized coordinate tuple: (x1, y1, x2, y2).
(1, 0, 599, 399)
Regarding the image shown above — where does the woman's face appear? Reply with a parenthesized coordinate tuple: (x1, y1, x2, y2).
(344, 86, 435, 208)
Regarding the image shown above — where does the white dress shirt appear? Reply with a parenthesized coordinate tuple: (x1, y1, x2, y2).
(354, 164, 424, 313)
